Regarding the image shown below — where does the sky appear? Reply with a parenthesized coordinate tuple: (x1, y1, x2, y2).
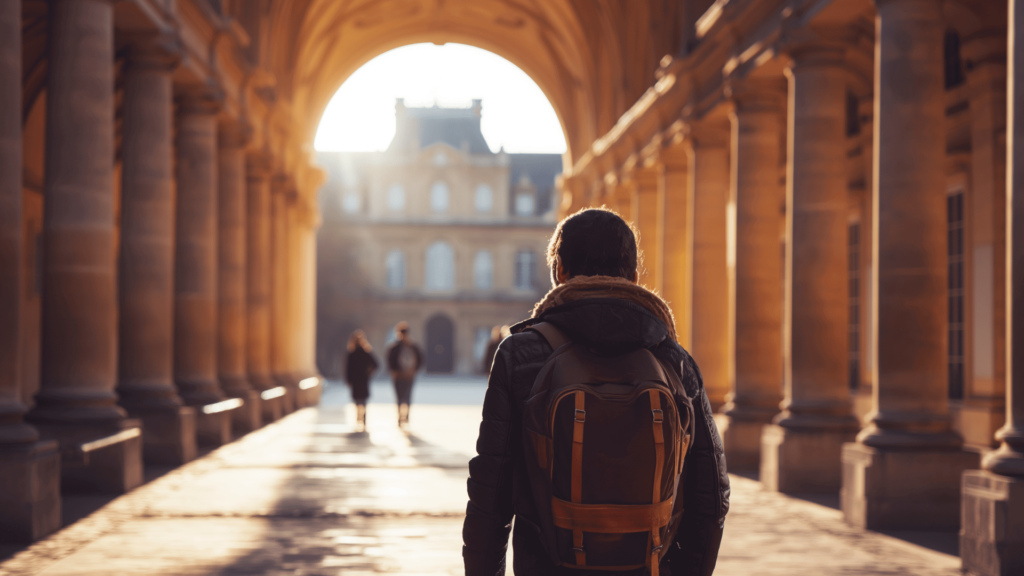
(313, 43, 567, 154)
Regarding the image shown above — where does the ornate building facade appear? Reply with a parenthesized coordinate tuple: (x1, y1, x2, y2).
(317, 101, 559, 376)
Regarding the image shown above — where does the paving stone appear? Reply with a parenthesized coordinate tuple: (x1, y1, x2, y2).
(0, 381, 964, 575)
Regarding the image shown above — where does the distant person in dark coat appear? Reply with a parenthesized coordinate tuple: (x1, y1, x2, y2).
(482, 325, 511, 375)
(385, 321, 423, 429)
(344, 330, 378, 432)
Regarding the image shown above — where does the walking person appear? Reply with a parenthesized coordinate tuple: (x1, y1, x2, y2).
(386, 321, 423, 429)
(344, 330, 378, 432)
(463, 208, 729, 576)
(482, 325, 510, 375)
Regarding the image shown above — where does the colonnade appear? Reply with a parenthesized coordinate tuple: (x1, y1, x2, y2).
(0, 0, 320, 543)
(561, 0, 1024, 572)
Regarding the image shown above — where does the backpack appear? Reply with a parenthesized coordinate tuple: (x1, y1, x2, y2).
(522, 322, 694, 576)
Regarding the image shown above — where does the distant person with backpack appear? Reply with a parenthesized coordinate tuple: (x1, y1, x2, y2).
(386, 321, 423, 429)
(463, 208, 729, 576)
(344, 330, 378, 432)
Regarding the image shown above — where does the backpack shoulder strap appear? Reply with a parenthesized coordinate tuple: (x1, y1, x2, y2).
(527, 322, 570, 352)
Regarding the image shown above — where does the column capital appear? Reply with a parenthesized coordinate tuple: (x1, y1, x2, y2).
(122, 32, 183, 73)
(688, 116, 730, 149)
(778, 27, 853, 72)
(724, 76, 786, 115)
(175, 84, 224, 116)
(219, 120, 252, 149)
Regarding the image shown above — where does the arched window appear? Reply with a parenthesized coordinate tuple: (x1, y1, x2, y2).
(515, 250, 536, 290)
(430, 181, 450, 213)
(425, 241, 455, 291)
(515, 193, 535, 216)
(944, 30, 965, 89)
(473, 250, 494, 289)
(385, 250, 406, 289)
(387, 183, 405, 211)
(342, 191, 360, 214)
(475, 184, 494, 213)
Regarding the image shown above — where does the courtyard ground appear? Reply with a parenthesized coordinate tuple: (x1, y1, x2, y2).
(0, 378, 963, 575)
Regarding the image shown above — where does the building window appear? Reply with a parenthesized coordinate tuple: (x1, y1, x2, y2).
(431, 181, 450, 213)
(342, 191, 360, 214)
(515, 250, 536, 290)
(944, 30, 965, 89)
(385, 250, 406, 289)
(515, 193, 535, 216)
(948, 192, 965, 400)
(475, 184, 493, 213)
(425, 241, 455, 291)
(387, 183, 405, 211)
(845, 91, 860, 138)
(848, 223, 860, 390)
(473, 250, 493, 289)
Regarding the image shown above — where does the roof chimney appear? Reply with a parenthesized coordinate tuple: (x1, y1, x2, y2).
(471, 99, 482, 117)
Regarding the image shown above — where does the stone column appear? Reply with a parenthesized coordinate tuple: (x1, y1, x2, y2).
(270, 176, 296, 412)
(720, 81, 785, 472)
(961, 2, 1024, 573)
(116, 36, 196, 466)
(632, 165, 664, 293)
(661, 143, 691, 350)
(759, 46, 859, 494)
(174, 87, 238, 444)
(245, 153, 281, 421)
(841, 0, 977, 530)
(688, 120, 732, 410)
(0, 0, 60, 542)
(217, 122, 260, 432)
(961, 31, 1009, 448)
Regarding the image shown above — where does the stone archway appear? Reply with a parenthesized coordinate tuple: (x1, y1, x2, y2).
(425, 314, 455, 373)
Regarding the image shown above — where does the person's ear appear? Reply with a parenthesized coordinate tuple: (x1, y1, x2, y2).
(553, 258, 568, 286)
(630, 269, 639, 284)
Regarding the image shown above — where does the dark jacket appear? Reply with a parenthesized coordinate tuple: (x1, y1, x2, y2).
(345, 347, 379, 386)
(387, 339, 423, 380)
(463, 297, 729, 576)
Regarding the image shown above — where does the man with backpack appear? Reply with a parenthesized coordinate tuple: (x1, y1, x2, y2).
(386, 321, 424, 429)
(463, 208, 729, 576)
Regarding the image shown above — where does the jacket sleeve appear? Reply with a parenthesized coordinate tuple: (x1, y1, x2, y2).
(662, 353, 730, 576)
(463, 345, 517, 576)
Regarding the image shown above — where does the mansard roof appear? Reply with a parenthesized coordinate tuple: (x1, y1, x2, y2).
(386, 99, 494, 155)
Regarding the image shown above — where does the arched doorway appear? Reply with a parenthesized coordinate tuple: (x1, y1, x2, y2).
(425, 314, 455, 373)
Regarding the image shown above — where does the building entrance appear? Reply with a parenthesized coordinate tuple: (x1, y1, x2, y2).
(425, 314, 455, 373)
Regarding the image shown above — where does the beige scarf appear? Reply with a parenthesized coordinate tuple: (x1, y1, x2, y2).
(531, 275, 678, 342)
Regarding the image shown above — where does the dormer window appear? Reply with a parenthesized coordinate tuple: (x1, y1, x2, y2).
(515, 193, 535, 216)
(475, 184, 493, 213)
(431, 181, 450, 213)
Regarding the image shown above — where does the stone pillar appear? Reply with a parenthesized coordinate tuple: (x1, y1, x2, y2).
(270, 176, 296, 412)
(961, 3, 1024, 573)
(688, 120, 732, 410)
(961, 31, 1009, 448)
(175, 88, 238, 445)
(720, 82, 785, 472)
(632, 165, 664, 293)
(760, 46, 859, 493)
(116, 36, 196, 466)
(841, 0, 977, 530)
(245, 153, 281, 421)
(662, 143, 691, 350)
(217, 123, 260, 432)
(0, 0, 60, 542)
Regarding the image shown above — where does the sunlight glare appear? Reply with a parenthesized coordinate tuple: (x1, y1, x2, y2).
(314, 43, 567, 154)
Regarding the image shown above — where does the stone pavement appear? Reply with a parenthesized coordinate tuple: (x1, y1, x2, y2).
(0, 381, 962, 575)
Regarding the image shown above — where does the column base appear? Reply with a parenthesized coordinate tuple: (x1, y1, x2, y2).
(195, 399, 243, 447)
(761, 423, 857, 493)
(126, 405, 196, 466)
(49, 419, 145, 494)
(259, 387, 286, 423)
(296, 375, 323, 409)
(0, 441, 62, 543)
(720, 413, 774, 472)
(274, 374, 298, 413)
(230, 390, 262, 434)
(961, 470, 1024, 576)
(841, 441, 979, 529)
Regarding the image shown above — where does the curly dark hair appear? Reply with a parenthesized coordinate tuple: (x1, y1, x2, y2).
(546, 207, 640, 282)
